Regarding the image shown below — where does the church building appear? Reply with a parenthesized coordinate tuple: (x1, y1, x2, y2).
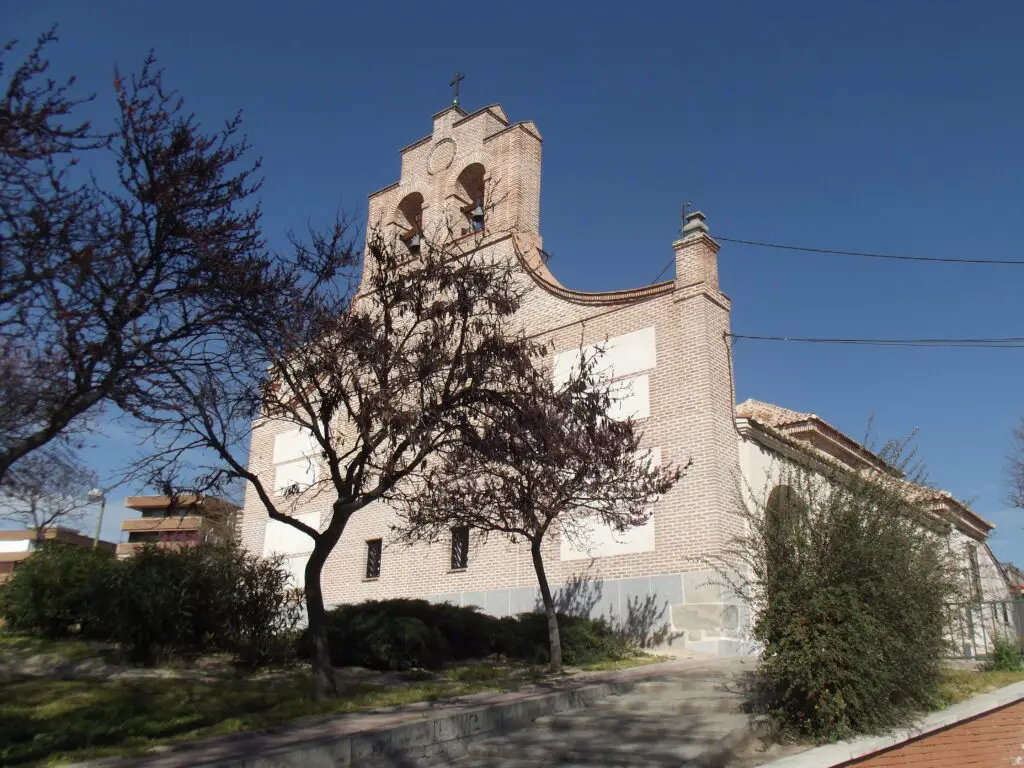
(240, 101, 1012, 658)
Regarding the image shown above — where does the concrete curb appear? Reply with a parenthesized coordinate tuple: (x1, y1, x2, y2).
(74, 658, 727, 768)
(757, 680, 1024, 768)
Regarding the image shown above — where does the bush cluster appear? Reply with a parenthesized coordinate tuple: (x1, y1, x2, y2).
(297, 598, 629, 671)
(985, 633, 1024, 672)
(0, 541, 303, 666)
(733, 468, 963, 742)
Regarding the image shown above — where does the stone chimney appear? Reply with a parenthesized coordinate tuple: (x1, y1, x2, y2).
(673, 211, 720, 292)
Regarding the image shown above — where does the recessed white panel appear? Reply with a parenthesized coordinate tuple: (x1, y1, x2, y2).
(561, 516, 655, 561)
(263, 511, 320, 557)
(283, 554, 309, 588)
(273, 427, 318, 465)
(606, 374, 650, 421)
(553, 327, 655, 388)
(605, 327, 657, 379)
(559, 447, 661, 561)
(274, 459, 317, 494)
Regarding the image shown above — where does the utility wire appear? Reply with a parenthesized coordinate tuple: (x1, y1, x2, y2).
(715, 236, 1024, 265)
(651, 259, 674, 283)
(650, 231, 1024, 281)
(652, 233, 1024, 347)
(729, 333, 1024, 348)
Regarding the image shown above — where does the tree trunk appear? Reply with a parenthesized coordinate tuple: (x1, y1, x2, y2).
(304, 544, 339, 700)
(530, 539, 562, 673)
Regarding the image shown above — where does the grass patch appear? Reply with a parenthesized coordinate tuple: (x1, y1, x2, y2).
(440, 661, 553, 684)
(578, 652, 664, 672)
(443, 663, 521, 683)
(0, 672, 512, 766)
(0, 631, 105, 662)
(937, 668, 1024, 706)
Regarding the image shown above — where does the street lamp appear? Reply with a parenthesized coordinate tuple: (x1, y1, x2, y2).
(87, 488, 106, 550)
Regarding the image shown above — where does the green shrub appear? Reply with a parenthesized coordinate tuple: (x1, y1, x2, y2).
(335, 599, 496, 661)
(0, 543, 115, 638)
(720, 457, 963, 742)
(504, 612, 629, 666)
(103, 545, 208, 663)
(0, 541, 301, 667)
(300, 600, 451, 670)
(229, 551, 305, 667)
(490, 616, 525, 658)
(301, 599, 631, 670)
(559, 615, 630, 665)
(985, 633, 1024, 672)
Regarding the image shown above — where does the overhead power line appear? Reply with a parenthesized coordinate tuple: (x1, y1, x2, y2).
(651, 260, 675, 283)
(648, 231, 1024, 283)
(729, 333, 1024, 349)
(715, 236, 1024, 265)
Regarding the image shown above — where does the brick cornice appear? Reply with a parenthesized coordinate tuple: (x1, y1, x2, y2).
(510, 234, 673, 306)
(367, 181, 400, 201)
(430, 104, 468, 121)
(672, 284, 731, 311)
(483, 121, 542, 144)
(398, 134, 432, 155)
(672, 232, 720, 254)
(453, 105, 510, 129)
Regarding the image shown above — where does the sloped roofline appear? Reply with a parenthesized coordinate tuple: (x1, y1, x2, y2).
(510, 233, 675, 306)
(736, 399, 893, 474)
(736, 411, 994, 539)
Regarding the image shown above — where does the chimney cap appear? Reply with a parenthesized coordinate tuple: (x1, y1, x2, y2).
(682, 210, 709, 237)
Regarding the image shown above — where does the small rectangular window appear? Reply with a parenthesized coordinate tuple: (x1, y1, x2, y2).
(365, 539, 382, 579)
(451, 526, 469, 570)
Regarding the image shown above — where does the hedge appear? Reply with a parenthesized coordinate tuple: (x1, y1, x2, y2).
(297, 598, 630, 670)
(0, 541, 303, 667)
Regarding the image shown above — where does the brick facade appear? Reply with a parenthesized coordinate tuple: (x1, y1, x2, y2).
(239, 102, 749, 655)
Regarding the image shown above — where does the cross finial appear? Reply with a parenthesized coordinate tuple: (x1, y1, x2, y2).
(450, 71, 464, 106)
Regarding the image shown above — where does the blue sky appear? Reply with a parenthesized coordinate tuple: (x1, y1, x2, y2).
(5, 1, 1022, 563)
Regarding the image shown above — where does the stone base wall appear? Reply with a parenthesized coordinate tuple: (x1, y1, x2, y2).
(328, 567, 757, 659)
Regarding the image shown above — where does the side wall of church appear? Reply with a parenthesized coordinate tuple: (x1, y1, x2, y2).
(738, 429, 1016, 658)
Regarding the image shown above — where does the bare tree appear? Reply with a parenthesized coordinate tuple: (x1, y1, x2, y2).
(394, 349, 687, 672)
(0, 447, 98, 542)
(1011, 417, 1024, 510)
(0, 30, 265, 482)
(138, 218, 544, 698)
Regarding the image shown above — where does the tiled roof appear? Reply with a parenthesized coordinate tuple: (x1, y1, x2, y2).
(900, 479, 994, 531)
(736, 398, 886, 471)
(736, 398, 995, 536)
(735, 399, 815, 428)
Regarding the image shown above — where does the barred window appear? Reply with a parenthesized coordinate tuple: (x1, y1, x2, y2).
(967, 545, 982, 600)
(451, 526, 469, 570)
(365, 539, 382, 579)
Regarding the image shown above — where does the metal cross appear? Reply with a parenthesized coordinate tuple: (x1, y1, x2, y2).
(450, 72, 464, 106)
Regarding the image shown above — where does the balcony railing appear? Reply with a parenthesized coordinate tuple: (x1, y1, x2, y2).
(116, 540, 202, 556)
(119, 516, 212, 533)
